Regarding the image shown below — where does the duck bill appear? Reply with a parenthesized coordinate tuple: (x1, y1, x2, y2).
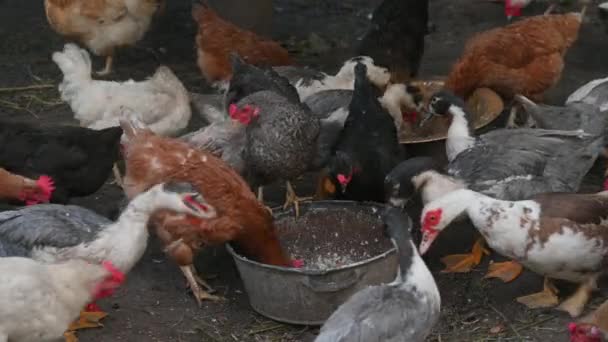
(419, 231, 439, 255)
(417, 111, 434, 128)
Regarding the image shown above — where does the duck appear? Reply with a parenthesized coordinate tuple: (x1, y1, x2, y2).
(273, 56, 391, 101)
(0, 182, 216, 331)
(392, 90, 605, 281)
(303, 83, 424, 132)
(315, 207, 440, 342)
(419, 188, 608, 318)
(514, 94, 607, 135)
(567, 75, 608, 112)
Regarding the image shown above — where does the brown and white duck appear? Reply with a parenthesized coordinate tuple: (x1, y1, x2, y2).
(419, 188, 608, 317)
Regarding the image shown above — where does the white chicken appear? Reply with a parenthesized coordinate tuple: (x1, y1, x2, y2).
(52, 43, 191, 137)
(0, 258, 123, 342)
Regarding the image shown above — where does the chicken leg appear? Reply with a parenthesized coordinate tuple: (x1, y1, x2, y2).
(440, 237, 490, 273)
(96, 55, 114, 76)
(180, 265, 224, 306)
(111, 163, 124, 188)
(517, 277, 559, 308)
(283, 181, 312, 218)
(558, 276, 598, 317)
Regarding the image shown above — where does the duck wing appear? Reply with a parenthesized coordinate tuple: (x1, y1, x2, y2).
(532, 192, 608, 225)
(450, 129, 601, 200)
(0, 204, 111, 252)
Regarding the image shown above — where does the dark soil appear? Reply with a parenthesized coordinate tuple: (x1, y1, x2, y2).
(1, 0, 608, 341)
(275, 205, 391, 270)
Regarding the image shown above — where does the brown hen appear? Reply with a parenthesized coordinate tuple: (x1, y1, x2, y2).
(44, 0, 165, 75)
(119, 118, 292, 305)
(192, 2, 294, 88)
(445, 10, 584, 102)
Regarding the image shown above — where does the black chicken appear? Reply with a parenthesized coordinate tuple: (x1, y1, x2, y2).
(358, 0, 430, 82)
(320, 63, 405, 203)
(0, 120, 122, 203)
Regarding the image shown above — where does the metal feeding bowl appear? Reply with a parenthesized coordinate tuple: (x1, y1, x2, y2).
(399, 80, 505, 144)
(226, 201, 398, 325)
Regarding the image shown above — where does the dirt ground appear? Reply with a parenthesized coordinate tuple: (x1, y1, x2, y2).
(1, 0, 608, 341)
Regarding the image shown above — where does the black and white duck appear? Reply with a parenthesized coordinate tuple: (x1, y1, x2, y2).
(419, 188, 608, 318)
(315, 207, 440, 342)
(273, 56, 391, 101)
(390, 90, 604, 281)
(303, 83, 424, 132)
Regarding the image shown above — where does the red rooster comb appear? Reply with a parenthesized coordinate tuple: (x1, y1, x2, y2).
(93, 261, 125, 299)
(23, 175, 55, 205)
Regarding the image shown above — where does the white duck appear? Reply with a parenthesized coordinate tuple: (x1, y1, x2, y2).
(315, 207, 440, 342)
(0, 182, 216, 331)
(419, 188, 608, 317)
(52, 43, 191, 136)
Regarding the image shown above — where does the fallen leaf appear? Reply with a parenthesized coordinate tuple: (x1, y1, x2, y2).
(490, 324, 505, 334)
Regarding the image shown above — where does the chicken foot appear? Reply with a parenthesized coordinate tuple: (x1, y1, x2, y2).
(283, 181, 312, 218)
(557, 275, 598, 318)
(256, 186, 273, 214)
(96, 55, 114, 76)
(180, 265, 224, 306)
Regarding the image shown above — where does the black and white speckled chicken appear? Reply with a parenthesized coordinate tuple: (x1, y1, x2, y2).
(182, 56, 348, 215)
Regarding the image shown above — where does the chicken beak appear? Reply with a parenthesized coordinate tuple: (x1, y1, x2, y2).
(419, 231, 439, 255)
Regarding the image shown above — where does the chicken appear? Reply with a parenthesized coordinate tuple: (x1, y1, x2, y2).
(53, 43, 191, 136)
(444, 9, 584, 102)
(0, 258, 124, 342)
(318, 63, 405, 203)
(0, 169, 55, 205)
(192, 2, 294, 89)
(358, 0, 429, 82)
(0, 120, 122, 203)
(184, 55, 348, 215)
(119, 117, 296, 305)
(44, 0, 165, 75)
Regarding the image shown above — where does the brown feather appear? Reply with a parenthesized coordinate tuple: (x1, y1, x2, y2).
(122, 129, 292, 268)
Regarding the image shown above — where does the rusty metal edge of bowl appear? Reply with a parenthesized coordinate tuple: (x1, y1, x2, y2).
(225, 200, 397, 276)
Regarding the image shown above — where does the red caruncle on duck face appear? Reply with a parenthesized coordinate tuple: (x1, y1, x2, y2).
(419, 208, 443, 255)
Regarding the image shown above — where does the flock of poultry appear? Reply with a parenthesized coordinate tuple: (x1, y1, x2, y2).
(2, 0, 608, 341)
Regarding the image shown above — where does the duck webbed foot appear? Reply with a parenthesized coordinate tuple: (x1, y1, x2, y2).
(516, 277, 559, 308)
(557, 276, 598, 318)
(484, 260, 524, 283)
(440, 237, 490, 273)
